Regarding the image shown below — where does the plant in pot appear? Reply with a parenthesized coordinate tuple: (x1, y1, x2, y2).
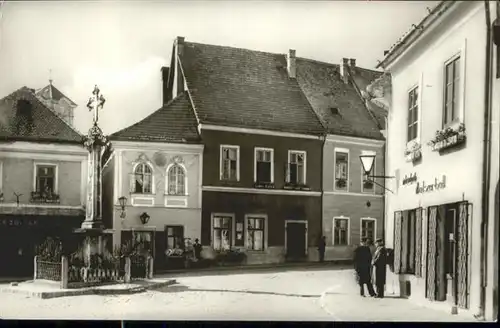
(336, 178, 347, 189)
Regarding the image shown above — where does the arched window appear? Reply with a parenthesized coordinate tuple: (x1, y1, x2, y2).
(132, 163, 153, 194)
(168, 164, 186, 195)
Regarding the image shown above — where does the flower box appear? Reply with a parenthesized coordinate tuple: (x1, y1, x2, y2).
(284, 183, 311, 191)
(253, 182, 275, 189)
(405, 148, 422, 163)
(430, 131, 466, 152)
(427, 123, 466, 152)
(335, 179, 347, 190)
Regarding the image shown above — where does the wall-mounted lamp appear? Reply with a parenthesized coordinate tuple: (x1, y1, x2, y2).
(359, 154, 395, 194)
(118, 196, 127, 218)
(139, 212, 150, 225)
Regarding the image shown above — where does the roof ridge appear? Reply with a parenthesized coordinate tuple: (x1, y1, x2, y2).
(110, 92, 188, 138)
(185, 41, 280, 57)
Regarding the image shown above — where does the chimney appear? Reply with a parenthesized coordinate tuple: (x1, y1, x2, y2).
(174, 36, 185, 97)
(340, 58, 349, 84)
(349, 58, 356, 67)
(161, 66, 170, 105)
(287, 49, 296, 79)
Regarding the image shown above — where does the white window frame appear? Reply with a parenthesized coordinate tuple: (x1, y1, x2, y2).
(442, 40, 466, 129)
(360, 217, 377, 243)
(332, 216, 350, 246)
(131, 161, 155, 194)
(219, 145, 240, 182)
(287, 150, 307, 184)
(211, 213, 235, 250)
(165, 163, 188, 196)
(333, 148, 350, 192)
(361, 150, 376, 194)
(33, 162, 59, 194)
(254, 147, 274, 183)
(407, 85, 419, 143)
(244, 214, 268, 251)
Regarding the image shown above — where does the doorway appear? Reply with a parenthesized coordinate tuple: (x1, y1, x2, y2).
(285, 220, 307, 261)
(427, 202, 469, 308)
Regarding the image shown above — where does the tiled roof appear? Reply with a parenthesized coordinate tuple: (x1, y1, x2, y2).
(0, 87, 83, 143)
(36, 83, 77, 106)
(109, 92, 201, 143)
(180, 42, 325, 136)
(377, 1, 453, 68)
(295, 58, 385, 140)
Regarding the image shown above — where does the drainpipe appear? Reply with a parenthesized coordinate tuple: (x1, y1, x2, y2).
(478, 0, 493, 319)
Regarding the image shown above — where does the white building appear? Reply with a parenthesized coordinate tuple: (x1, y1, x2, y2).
(378, 1, 498, 321)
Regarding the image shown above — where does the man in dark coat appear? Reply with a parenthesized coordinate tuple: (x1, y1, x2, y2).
(353, 238, 376, 297)
(372, 238, 388, 298)
(318, 236, 326, 263)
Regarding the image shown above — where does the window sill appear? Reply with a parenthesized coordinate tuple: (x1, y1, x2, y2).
(130, 194, 155, 207)
(164, 195, 188, 208)
(253, 182, 275, 189)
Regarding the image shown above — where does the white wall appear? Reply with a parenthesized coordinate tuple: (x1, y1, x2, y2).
(385, 1, 487, 314)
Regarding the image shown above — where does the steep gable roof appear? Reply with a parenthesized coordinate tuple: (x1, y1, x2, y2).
(36, 83, 77, 106)
(180, 41, 325, 136)
(109, 92, 201, 144)
(0, 87, 83, 143)
(295, 58, 384, 140)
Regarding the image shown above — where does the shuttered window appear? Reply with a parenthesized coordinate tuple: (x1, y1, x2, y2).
(394, 208, 420, 275)
(415, 208, 423, 277)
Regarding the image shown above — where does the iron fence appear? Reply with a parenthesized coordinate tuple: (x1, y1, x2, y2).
(36, 259, 61, 281)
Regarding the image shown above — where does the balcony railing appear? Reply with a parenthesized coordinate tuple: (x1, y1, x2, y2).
(30, 191, 60, 204)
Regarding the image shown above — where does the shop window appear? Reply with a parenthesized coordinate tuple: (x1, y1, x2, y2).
(246, 216, 265, 251)
(167, 164, 186, 195)
(213, 215, 232, 251)
(131, 163, 153, 194)
(333, 217, 349, 246)
(361, 218, 376, 244)
(166, 225, 184, 249)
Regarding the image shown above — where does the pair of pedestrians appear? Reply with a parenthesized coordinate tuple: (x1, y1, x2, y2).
(353, 238, 387, 298)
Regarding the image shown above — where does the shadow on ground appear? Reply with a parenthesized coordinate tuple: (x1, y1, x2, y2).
(156, 263, 352, 279)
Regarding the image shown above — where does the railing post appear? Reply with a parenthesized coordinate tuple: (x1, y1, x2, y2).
(124, 257, 131, 283)
(148, 256, 154, 279)
(33, 256, 38, 280)
(61, 256, 68, 289)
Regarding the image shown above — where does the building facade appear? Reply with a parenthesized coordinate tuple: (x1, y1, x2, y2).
(164, 37, 326, 264)
(35, 81, 78, 128)
(102, 89, 203, 271)
(379, 1, 499, 320)
(0, 87, 87, 277)
(296, 57, 386, 260)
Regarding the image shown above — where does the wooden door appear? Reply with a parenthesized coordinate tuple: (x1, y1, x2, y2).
(286, 222, 306, 260)
(426, 206, 438, 301)
(436, 205, 447, 301)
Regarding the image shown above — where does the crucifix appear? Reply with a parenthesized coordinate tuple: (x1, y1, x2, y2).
(86, 85, 106, 125)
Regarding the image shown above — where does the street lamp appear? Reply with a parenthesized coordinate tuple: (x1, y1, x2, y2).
(139, 212, 150, 225)
(359, 154, 395, 193)
(118, 196, 127, 219)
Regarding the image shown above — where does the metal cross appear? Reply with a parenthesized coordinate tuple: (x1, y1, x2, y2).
(86, 85, 106, 125)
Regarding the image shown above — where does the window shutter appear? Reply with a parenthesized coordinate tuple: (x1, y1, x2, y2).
(426, 206, 438, 301)
(415, 207, 423, 277)
(408, 211, 416, 274)
(393, 211, 403, 274)
(457, 202, 469, 309)
(401, 211, 409, 273)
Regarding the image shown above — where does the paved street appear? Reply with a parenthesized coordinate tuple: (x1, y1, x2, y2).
(0, 266, 477, 321)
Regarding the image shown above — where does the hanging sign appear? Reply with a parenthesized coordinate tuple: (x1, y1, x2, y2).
(415, 175, 446, 194)
(402, 173, 418, 186)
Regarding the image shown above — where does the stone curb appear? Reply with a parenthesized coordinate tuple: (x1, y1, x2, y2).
(0, 279, 177, 299)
